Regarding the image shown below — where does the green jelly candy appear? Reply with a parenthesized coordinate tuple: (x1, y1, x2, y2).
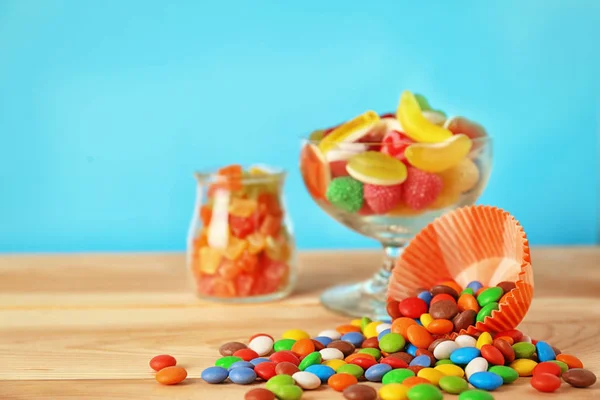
(458, 389, 495, 400)
(325, 177, 364, 213)
(298, 351, 322, 371)
(439, 375, 469, 394)
(360, 316, 372, 331)
(477, 287, 503, 307)
(215, 356, 242, 369)
(476, 302, 499, 323)
(549, 360, 568, 374)
(488, 365, 519, 384)
(274, 339, 296, 352)
(359, 348, 381, 360)
(512, 342, 536, 359)
(407, 383, 443, 400)
(270, 384, 303, 400)
(461, 288, 475, 296)
(435, 359, 454, 366)
(382, 368, 415, 384)
(379, 333, 406, 353)
(266, 374, 295, 391)
(415, 93, 432, 111)
(337, 363, 364, 378)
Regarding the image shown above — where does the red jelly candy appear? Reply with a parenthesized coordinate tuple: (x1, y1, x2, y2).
(531, 373, 561, 392)
(398, 298, 428, 319)
(533, 362, 563, 377)
(270, 351, 300, 366)
(229, 215, 258, 239)
(254, 361, 277, 380)
(381, 130, 413, 161)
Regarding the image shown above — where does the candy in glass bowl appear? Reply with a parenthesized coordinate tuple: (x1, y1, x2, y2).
(299, 90, 493, 320)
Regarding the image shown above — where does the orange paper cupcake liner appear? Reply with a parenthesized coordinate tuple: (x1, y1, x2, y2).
(388, 205, 533, 335)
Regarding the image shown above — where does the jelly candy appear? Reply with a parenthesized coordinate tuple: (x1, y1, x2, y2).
(438, 158, 480, 195)
(346, 151, 407, 186)
(381, 130, 414, 161)
(325, 177, 364, 213)
(326, 142, 368, 162)
(422, 110, 446, 126)
(198, 247, 222, 274)
(300, 144, 330, 200)
(318, 110, 381, 154)
(224, 237, 249, 260)
(444, 117, 487, 140)
(396, 91, 452, 143)
(405, 134, 472, 173)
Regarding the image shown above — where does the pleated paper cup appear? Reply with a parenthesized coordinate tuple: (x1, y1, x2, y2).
(387, 205, 533, 335)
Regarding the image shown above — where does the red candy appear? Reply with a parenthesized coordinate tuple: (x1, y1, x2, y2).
(401, 167, 443, 211)
(254, 361, 277, 380)
(233, 348, 259, 362)
(408, 365, 425, 374)
(149, 355, 177, 371)
(386, 300, 403, 319)
(364, 183, 404, 214)
(494, 330, 523, 343)
(270, 351, 300, 366)
(481, 344, 505, 366)
(381, 130, 413, 161)
(430, 293, 456, 305)
(533, 362, 563, 377)
(350, 357, 378, 370)
(531, 373, 562, 392)
(398, 297, 428, 319)
(380, 356, 409, 369)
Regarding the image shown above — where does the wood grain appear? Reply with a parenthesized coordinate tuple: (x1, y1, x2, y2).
(0, 247, 598, 399)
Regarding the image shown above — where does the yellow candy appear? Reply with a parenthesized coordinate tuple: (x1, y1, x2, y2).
(435, 364, 465, 378)
(347, 151, 408, 185)
(282, 329, 310, 341)
(396, 91, 453, 143)
(379, 383, 409, 400)
(476, 332, 493, 349)
(418, 368, 444, 386)
(420, 313, 434, 329)
(510, 359, 538, 376)
(223, 237, 248, 260)
(228, 198, 258, 218)
(439, 158, 480, 194)
(363, 321, 383, 338)
(405, 134, 472, 173)
(318, 110, 380, 154)
(309, 129, 325, 142)
(198, 247, 222, 275)
(323, 359, 346, 371)
(351, 319, 363, 327)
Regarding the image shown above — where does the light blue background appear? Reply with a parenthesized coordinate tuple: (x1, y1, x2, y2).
(0, 0, 598, 253)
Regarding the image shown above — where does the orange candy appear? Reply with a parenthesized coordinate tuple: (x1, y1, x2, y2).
(391, 317, 418, 337)
(426, 319, 454, 335)
(217, 164, 243, 191)
(224, 237, 249, 260)
(556, 354, 584, 369)
(337, 324, 362, 335)
(236, 251, 258, 273)
(200, 205, 212, 226)
(246, 232, 267, 254)
(260, 215, 282, 237)
(155, 366, 187, 385)
(291, 339, 315, 357)
(457, 294, 481, 312)
(496, 336, 514, 345)
(403, 376, 431, 388)
(407, 325, 434, 349)
(328, 373, 358, 391)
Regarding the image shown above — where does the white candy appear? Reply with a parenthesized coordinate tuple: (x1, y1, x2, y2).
(455, 335, 477, 348)
(292, 371, 321, 389)
(433, 340, 459, 360)
(318, 329, 341, 340)
(376, 323, 393, 334)
(248, 335, 274, 356)
(325, 143, 367, 162)
(207, 189, 230, 249)
(465, 357, 488, 380)
(320, 348, 344, 361)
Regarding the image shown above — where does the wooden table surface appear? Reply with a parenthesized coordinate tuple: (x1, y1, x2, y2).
(0, 247, 598, 399)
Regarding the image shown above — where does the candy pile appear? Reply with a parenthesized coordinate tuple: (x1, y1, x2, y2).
(190, 165, 293, 298)
(300, 91, 488, 217)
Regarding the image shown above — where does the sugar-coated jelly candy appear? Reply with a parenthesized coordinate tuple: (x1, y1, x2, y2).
(405, 134, 472, 173)
(346, 151, 407, 186)
(318, 110, 380, 154)
(396, 91, 453, 143)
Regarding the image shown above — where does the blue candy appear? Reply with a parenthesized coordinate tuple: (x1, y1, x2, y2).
(466, 281, 484, 292)
(313, 336, 333, 347)
(305, 364, 335, 382)
(536, 341, 556, 362)
(469, 371, 504, 391)
(341, 332, 365, 348)
(378, 329, 391, 341)
(228, 367, 257, 385)
(450, 347, 481, 365)
(415, 319, 423, 326)
(406, 343, 418, 357)
(365, 363, 392, 382)
(229, 361, 255, 370)
(417, 290, 433, 305)
(201, 366, 229, 384)
(250, 357, 270, 366)
(409, 354, 431, 367)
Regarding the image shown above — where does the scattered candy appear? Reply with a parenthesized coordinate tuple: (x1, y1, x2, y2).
(201, 366, 229, 384)
(229, 367, 257, 385)
(439, 375, 469, 394)
(292, 371, 321, 389)
(407, 383, 443, 400)
(155, 366, 187, 385)
(245, 388, 276, 400)
(328, 373, 359, 391)
(562, 368, 597, 388)
(458, 389, 494, 400)
(531, 372, 562, 392)
(343, 384, 378, 400)
(488, 365, 519, 384)
(149, 354, 177, 371)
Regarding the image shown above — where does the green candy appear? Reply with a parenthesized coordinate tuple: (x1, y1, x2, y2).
(274, 339, 296, 352)
(269, 384, 303, 400)
(461, 288, 475, 296)
(359, 348, 381, 360)
(439, 376, 469, 394)
(382, 368, 415, 384)
(488, 365, 519, 384)
(360, 316, 372, 331)
(477, 287, 503, 307)
(266, 374, 295, 391)
(476, 302, 499, 323)
(298, 351, 322, 371)
(337, 364, 364, 378)
(379, 333, 406, 353)
(215, 356, 242, 369)
(436, 359, 454, 366)
(512, 342, 536, 359)
(458, 389, 495, 400)
(325, 177, 364, 213)
(407, 383, 443, 400)
(549, 360, 569, 374)
(415, 93, 432, 111)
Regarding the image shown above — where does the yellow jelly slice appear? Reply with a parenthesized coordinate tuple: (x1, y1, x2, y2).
(318, 110, 380, 154)
(405, 134, 472, 173)
(346, 151, 407, 186)
(396, 91, 453, 143)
